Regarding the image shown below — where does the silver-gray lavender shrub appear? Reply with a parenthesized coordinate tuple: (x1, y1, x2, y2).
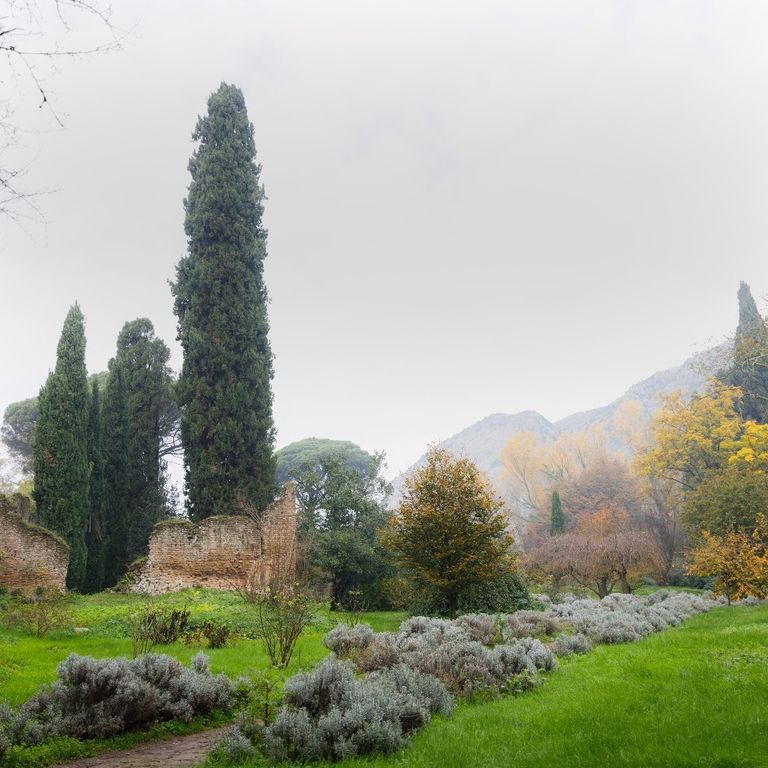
(263, 656, 452, 762)
(355, 632, 401, 672)
(211, 725, 257, 762)
(455, 613, 497, 645)
(323, 623, 375, 656)
(18, 652, 233, 740)
(260, 590, 712, 762)
(553, 633, 592, 657)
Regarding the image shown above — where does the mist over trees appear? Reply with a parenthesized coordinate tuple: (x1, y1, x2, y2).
(5, 76, 768, 608)
(517, 281, 768, 599)
(2, 84, 283, 590)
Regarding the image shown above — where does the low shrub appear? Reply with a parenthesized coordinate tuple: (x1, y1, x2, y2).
(323, 623, 375, 656)
(454, 613, 498, 645)
(503, 610, 563, 640)
(253, 585, 314, 668)
(200, 620, 232, 649)
(207, 589, 714, 764)
(553, 633, 592, 657)
(11, 652, 232, 743)
(3, 588, 73, 638)
(355, 633, 401, 672)
(127, 604, 191, 657)
(263, 656, 452, 762)
(210, 725, 256, 763)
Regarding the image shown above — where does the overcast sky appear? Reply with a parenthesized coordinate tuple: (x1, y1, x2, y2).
(3, 0, 768, 479)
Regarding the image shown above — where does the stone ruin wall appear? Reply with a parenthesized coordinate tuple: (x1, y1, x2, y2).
(0, 494, 70, 595)
(132, 484, 298, 595)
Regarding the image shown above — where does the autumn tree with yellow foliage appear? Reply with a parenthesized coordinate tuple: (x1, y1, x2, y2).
(382, 447, 517, 617)
(637, 384, 742, 491)
(687, 514, 768, 603)
(640, 383, 768, 538)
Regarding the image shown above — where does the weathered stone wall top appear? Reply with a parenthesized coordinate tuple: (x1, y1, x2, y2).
(0, 494, 70, 594)
(132, 484, 298, 595)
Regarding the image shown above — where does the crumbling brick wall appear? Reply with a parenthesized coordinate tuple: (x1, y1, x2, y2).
(132, 484, 298, 594)
(0, 494, 70, 594)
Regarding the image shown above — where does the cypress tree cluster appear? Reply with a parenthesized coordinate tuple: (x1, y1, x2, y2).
(27, 83, 279, 589)
(32, 310, 175, 591)
(173, 82, 276, 521)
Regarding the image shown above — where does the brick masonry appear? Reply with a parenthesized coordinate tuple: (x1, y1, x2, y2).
(0, 494, 70, 594)
(132, 484, 298, 594)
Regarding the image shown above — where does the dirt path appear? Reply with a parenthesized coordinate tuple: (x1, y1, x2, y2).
(52, 727, 228, 768)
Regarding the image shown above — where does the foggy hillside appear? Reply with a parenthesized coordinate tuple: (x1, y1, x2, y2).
(390, 342, 731, 503)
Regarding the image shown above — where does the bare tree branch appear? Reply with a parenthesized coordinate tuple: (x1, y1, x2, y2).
(1, 0, 128, 221)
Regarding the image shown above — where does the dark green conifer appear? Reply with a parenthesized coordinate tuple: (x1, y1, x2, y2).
(32, 305, 90, 589)
(172, 83, 276, 521)
(83, 378, 106, 592)
(101, 319, 174, 584)
(721, 281, 768, 422)
(101, 359, 130, 585)
(550, 489, 565, 535)
(117, 319, 174, 564)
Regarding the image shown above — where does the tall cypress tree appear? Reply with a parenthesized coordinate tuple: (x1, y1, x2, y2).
(101, 359, 130, 586)
(172, 83, 276, 521)
(118, 319, 174, 564)
(721, 281, 768, 422)
(32, 304, 90, 590)
(550, 489, 565, 535)
(83, 378, 106, 592)
(100, 320, 174, 584)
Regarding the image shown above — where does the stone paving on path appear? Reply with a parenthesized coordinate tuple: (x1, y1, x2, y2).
(51, 727, 228, 768)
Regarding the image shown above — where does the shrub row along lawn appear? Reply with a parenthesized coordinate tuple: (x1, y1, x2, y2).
(0, 589, 404, 766)
(205, 592, 714, 764)
(318, 603, 768, 768)
(0, 589, 405, 706)
(2, 591, 767, 767)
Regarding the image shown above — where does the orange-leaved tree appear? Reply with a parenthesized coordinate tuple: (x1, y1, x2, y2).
(686, 514, 768, 603)
(382, 447, 516, 618)
(526, 504, 657, 598)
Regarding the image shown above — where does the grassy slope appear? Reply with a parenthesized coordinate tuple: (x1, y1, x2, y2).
(0, 589, 404, 706)
(326, 605, 768, 768)
(0, 589, 404, 766)
(3, 594, 767, 767)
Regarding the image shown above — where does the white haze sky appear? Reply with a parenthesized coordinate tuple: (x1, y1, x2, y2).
(3, 0, 768, 479)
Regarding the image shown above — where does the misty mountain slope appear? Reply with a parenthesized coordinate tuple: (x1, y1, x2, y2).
(434, 410, 558, 479)
(555, 343, 731, 435)
(390, 342, 731, 503)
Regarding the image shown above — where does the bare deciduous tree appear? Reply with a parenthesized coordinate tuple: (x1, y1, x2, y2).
(1, 1, 124, 221)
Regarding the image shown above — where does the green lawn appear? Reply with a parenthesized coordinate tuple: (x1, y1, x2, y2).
(315, 604, 767, 768)
(0, 589, 404, 766)
(0, 589, 405, 706)
(3, 593, 767, 768)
